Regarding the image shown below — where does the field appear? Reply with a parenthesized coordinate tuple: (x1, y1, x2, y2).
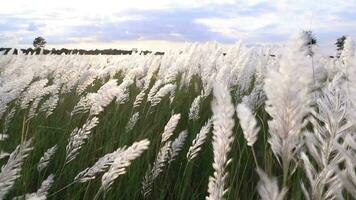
(1, 34, 356, 200)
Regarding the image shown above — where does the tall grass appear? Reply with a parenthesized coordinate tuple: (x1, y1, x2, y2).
(0, 34, 356, 200)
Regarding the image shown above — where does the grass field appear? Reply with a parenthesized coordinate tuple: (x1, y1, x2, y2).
(1, 34, 356, 200)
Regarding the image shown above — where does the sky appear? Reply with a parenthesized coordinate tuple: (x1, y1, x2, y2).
(1, 0, 356, 51)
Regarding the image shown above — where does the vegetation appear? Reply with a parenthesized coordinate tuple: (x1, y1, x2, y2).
(0, 33, 356, 200)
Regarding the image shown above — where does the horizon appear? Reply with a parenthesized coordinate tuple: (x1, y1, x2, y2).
(1, 0, 356, 52)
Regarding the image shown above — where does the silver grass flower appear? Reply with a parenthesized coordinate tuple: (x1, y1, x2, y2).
(189, 95, 203, 120)
(147, 80, 163, 102)
(161, 114, 181, 144)
(115, 78, 134, 105)
(101, 139, 150, 192)
(72, 79, 120, 116)
(1, 107, 16, 137)
(256, 168, 287, 200)
(125, 112, 140, 132)
(37, 145, 58, 173)
(39, 94, 59, 117)
(0, 139, 34, 199)
(74, 147, 125, 183)
(150, 83, 176, 107)
(236, 103, 259, 146)
(264, 33, 313, 171)
(19, 79, 48, 110)
(89, 79, 120, 116)
(142, 141, 172, 198)
(206, 80, 235, 200)
(186, 119, 212, 161)
(168, 130, 188, 164)
(14, 174, 54, 200)
(65, 117, 99, 164)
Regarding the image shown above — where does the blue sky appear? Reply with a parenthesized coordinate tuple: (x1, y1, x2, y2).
(1, 0, 356, 51)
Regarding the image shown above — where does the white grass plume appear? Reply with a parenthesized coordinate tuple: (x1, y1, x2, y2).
(206, 80, 235, 200)
(74, 147, 125, 183)
(168, 130, 188, 164)
(65, 117, 99, 164)
(37, 145, 58, 173)
(264, 33, 313, 167)
(256, 168, 287, 200)
(0, 139, 34, 199)
(150, 83, 176, 107)
(1, 107, 16, 137)
(236, 103, 259, 146)
(125, 112, 140, 132)
(101, 139, 150, 192)
(72, 79, 120, 116)
(19, 79, 48, 110)
(161, 114, 181, 144)
(13, 174, 54, 200)
(147, 80, 163, 103)
(39, 94, 59, 117)
(142, 141, 172, 198)
(189, 95, 203, 120)
(186, 119, 212, 161)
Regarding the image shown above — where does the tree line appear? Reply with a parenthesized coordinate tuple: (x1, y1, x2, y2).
(0, 47, 164, 55)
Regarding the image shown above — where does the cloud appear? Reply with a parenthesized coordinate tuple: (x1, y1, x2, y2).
(0, 0, 355, 49)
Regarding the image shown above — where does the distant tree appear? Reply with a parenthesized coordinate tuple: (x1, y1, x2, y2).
(33, 37, 47, 48)
(302, 30, 317, 56)
(335, 35, 347, 57)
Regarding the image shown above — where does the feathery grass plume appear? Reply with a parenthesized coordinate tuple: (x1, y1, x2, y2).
(0, 139, 33, 199)
(72, 79, 119, 116)
(27, 97, 41, 120)
(306, 76, 350, 168)
(150, 83, 176, 107)
(37, 145, 58, 173)
(74, 147, 125, 183)
(115, 78, 134, 105)
(186, 119, 212, 161)
(39, 94, 59, 117)
(101, 139, 150, 192)
(300, 152, 343, 200)
(168, 130, 188, 164)
(133, 64, 157, 108)
(125, 112, 140, 133)
(256, 168, 287, 200)
(133, 90, 147, 108)
(343, 38, 356, 122)
(14, 174, 55, 200)
(161, 114, 181, 144)
(89, 79, 120, 116)
(142, 141, 172, 198)
(0, 71, 33, 119)
(334, 132, 356, 198)
(147, 80, 163, 103)
(300, 76, 349, 200)
(76, 69, 98, 95)
(71, 96, 90, 116)
(236, 103, 259, 146)
(263, 33, 313, 186)
(206, 80, 235, 200)
(241, 78, 266, 112)
(189, 95, 203, 120)
(65, 117, 99, 164)
(19, 79, 48, 109)
(1, 107, 16, 137)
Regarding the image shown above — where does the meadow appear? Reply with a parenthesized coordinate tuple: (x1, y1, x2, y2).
(1, 34, 356, 200)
